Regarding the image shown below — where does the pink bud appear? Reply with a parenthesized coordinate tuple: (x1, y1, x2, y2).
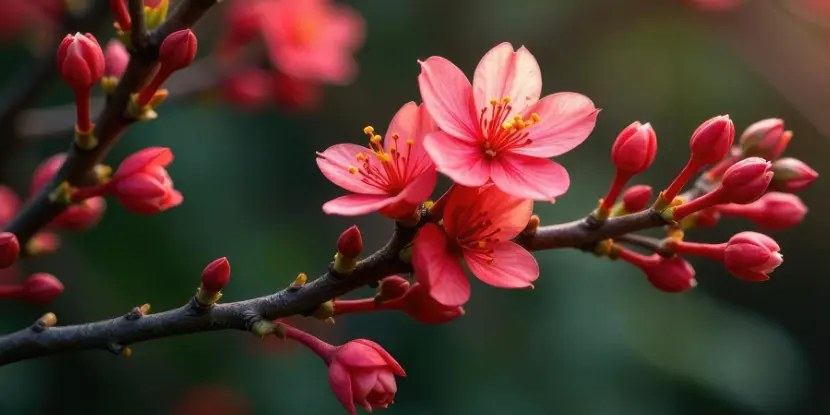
(53, 197, 107, 231)
(159, 29, 197, 71)
(693, 208, 721, 228)
(375, 276, 410, 302)
(0, 233, 20, 269)
(329, 339, 405, 415)
(611, 122, 657, 175)
(621, 185, 652, 213)
(56, 33, 105, 91)
(29, 153, 66, 196)
(22, 273, 64, 303)
(104, 40, 129, 78)
(201, 257, 230, 293)
(718, 192, 807, 231)
(644, 256, 697, 293)
(689, 115, 735, 166)
(770, 157, 818, 192)
(107, 147, 182, 215)
(0, 185, 21, 227)
(337, 225, 363, 258)
(724, 232, 782, 282)
(720, 157, 773, 204)
(28, 232, 61, 257)
(739, 118, 789, 159)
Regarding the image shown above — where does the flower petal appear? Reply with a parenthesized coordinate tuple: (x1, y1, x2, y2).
(473, 43, 541, 116)
(352, 339, 406, 376)
(441, 185, 483, 238)
(412, 223, 471, 307)
(113, 147, 173, 180)
(317, 143, 388, 194)
(323, 194, 396, 216)
(418, 56, 478, 141)
(423, 131, 489, 187)
(384, 102, 438, 182)
(491, 153, 570, 201)
(352, 369, 379, 399)
(378, 169, 437, 219)
(475, 184, 534, 241)
(464, 241, 539, 288)
(512, 93, 599, 158)
(336, 342, 389, 367)
(328, 362, 358, 415)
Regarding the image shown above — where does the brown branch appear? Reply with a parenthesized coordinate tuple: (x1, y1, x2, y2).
(615, 234, 671, 256)
(0, 207, 676, 366)
(1, 0, 222, 245)
(128, 0, 148, 51)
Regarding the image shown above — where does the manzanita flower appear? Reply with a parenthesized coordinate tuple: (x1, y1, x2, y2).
(30, 153, 107, 231)
(717, 192, 807, 231)
(671, 232, 782, 282)
(739, 118, 790, 159)
(412, 184, 538, 306)
(73, 147, 182, 215)
(770, 157, 818, 192)
(599, 122, 657, 217)
(418, 42, 599, 201)
(617, 247, 697, 293)
(667, 157, 772, 221)
(660, 115, 734, 205)
(317, 102, 438, 219)
(283, 325, 405, 415)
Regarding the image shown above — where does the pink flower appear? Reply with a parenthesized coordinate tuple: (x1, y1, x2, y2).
(413, 184, 538, 306)
(317, 102, 438, 218)
(394, 283, 465, 324)
(724, 232, 782, 282)
(98, 147, 183, 215)
(223, 0, 364, 85)
(328, 339, 405, 415)
(418, 42, 599, 201)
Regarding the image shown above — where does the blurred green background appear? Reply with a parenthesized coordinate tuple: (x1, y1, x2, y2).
(0, 0, 828, 413)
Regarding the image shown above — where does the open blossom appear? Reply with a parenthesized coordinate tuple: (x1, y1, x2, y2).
(223, 0, 364, 85)
(413, 184, 538, 306)
(317, 102, 438, 218)
(418, 42, 599, 201)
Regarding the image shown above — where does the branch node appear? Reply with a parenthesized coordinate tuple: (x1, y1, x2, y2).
(107, 343, 132, 357)
(31, 313, 57, 333)
(250, 320, 285, 339)
(288, 273, 307, 291)
(124, 303, 151, 320)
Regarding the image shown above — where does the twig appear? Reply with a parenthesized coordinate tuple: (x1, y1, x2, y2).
(128, 0, 148, 51)
(0, 207, 677, 366)
(615, 234, 670, 256)
(17, 57, 225, 139)
(1, 0, 222, 245)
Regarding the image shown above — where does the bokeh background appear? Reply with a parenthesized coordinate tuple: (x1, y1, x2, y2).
(0, 0, 828, 413)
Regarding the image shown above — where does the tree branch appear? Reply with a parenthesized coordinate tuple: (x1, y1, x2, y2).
(1, 0, 222, 246)
(0, 207, 675, 366)
(615, 233, 670, 256)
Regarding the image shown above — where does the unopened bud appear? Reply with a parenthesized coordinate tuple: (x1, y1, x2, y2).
(26, 232, 61, 257)
(375, 276, 411, 303)
(610, 121, 657, 175)
(689, 115, 735, 166)
(57, 33, 105, 91)
(159, 29, 197, 71)
(200, 257, 230, 293)
(621, 185, 652, 213)
(336, 225, 363, 258)
(0, 232, 20, 269)
(22, 273, 64, 304)
(770, 157, 818, 192)
(739, 118, 789, 159)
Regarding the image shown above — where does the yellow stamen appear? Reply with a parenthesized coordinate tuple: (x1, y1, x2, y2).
(363, 126, 374, 136)
(489, 98, 498, 106)
(391, 133, 399, 140)
(531, 113, 541, 122)
(501, 96, 511, 104)
(371, 135, 382, 144)
(356, 153, 367, 161)
(406, 139, 414, 146)
(348, 166, 358, 174)
(477, 240, 488, 248)
(390, 147, 397, 153)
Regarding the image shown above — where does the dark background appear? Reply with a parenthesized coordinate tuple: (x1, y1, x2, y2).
(0, 0, 827, 414)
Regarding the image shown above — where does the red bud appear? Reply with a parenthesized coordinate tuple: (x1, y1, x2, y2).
(0, 233, 20, 269)
(337, 225, 363, 258)
(376, 276, 410, 302)
(724, 232, 782, 282)
(770, 157, 818, 192)
(621, 185, 652, 213)
(0, 185, 21, 227)
(201, 257, 230, 293)
(30, 153, 66, 196)
(739, 118, 789, 159)
(159, 29, 197, 71)
(689, 115, 735, 166)
(22, 273, 64, 304)
(611, 122, 657, 175)
(56, 33, 105, 91)
(718, 192, 807, 231)
(720, 157, 773, 204)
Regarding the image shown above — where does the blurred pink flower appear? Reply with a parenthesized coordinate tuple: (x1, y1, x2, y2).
(0, 0, 61, 43)
(172, 385, 251, 415)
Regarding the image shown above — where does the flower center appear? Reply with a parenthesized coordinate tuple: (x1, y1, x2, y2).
(291, 15, 323, 46)
(453, 210, 500, 265)
(478, 96, 540, 158)
(344, 126, 416, 193)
